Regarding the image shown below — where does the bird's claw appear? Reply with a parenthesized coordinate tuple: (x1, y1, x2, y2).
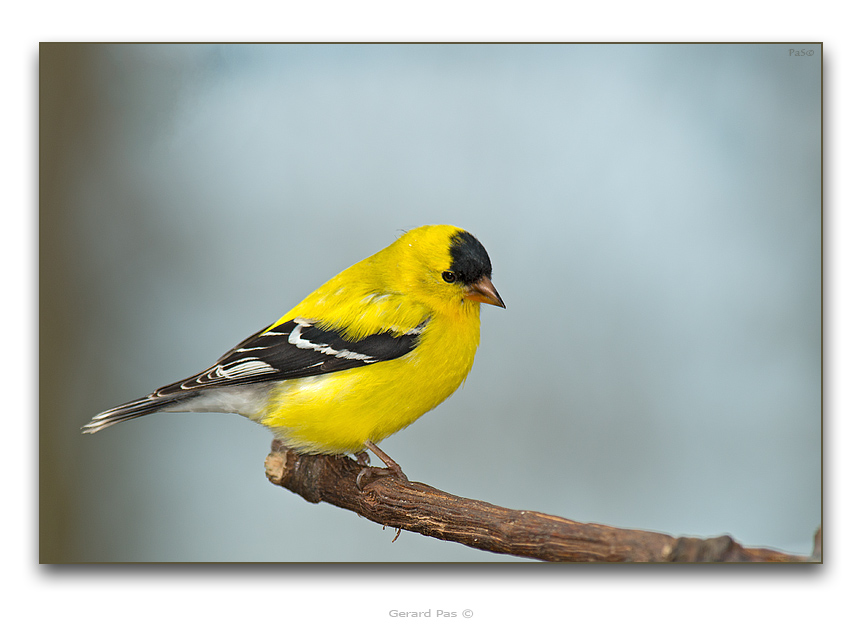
(355, 440, 409, 489)
(356, 464, 409, 490)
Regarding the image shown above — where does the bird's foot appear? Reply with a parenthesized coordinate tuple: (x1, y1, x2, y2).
(356, 465, 407, 489)
(355, 440, 409, 489)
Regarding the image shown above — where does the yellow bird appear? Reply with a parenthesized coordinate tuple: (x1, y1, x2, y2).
(83, 225, 504, 478)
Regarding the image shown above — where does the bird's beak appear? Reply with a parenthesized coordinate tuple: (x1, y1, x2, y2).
(464, 276, 506, 309)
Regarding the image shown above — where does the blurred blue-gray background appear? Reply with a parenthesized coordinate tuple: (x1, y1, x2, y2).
(40, 43, 821, 562)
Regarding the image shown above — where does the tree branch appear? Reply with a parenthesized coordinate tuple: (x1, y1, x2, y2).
(265, 441, 819, 563)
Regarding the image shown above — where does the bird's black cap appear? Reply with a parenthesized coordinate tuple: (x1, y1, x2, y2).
(448, 230, 493, 285)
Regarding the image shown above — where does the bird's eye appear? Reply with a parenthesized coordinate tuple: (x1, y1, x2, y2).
(441, 271, 456, 283)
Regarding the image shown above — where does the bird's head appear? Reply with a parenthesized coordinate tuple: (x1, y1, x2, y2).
(389, 225, 505, 315)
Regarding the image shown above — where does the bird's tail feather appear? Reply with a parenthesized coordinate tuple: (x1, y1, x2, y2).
(82, 392, 197, 434)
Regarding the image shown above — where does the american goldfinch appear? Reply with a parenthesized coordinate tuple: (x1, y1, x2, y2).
(83, 225, 504, 477)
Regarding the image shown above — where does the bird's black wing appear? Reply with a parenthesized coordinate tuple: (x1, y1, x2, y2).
(154, 318, 427, 395)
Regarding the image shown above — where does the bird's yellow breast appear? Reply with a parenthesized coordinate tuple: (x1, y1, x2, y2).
(259, 303, 482, 454)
